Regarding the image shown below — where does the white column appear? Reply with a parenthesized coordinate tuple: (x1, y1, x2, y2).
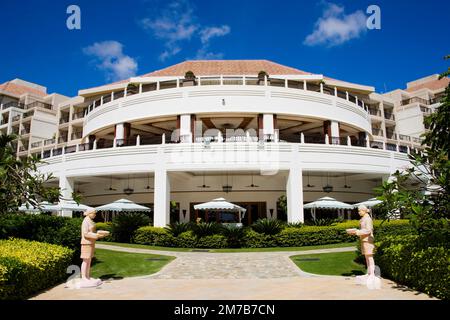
(286, 167, 304, 223)
(115, 123, 125, 140)
(331, 121, 339, 144)
(263, 114, 274, 140)
(154, 169, 170, 227)
(179, 114, 192, 143)
(59, 175, 74, 217)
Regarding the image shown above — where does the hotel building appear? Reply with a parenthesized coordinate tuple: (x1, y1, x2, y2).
(5, 60, 448, 226)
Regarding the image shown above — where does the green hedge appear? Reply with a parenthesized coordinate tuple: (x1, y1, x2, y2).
(374, 235, 449, 300)
(0, 238, 73, 300)
(0, 214, 82, 261)
(132, 220, 411, 249)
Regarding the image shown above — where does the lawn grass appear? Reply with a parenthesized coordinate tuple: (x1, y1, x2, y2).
(290, 251, 366, 276)
(100, 241, 357, 253)
(90, 249, 175, 279)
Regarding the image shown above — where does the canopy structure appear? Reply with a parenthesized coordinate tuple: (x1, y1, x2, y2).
(354, 198, 383, 208)
(95, 199, 151, 212)
(194, 198, 246, 224)
(304, 196, 354, 220)
(18, 201, 58, 213)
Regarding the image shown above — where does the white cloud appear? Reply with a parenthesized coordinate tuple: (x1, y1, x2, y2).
(139, 0, 230, 61)
(304, 3, 367, 47)
(199, 25, 230, 44)
(83, 41, 138, 81)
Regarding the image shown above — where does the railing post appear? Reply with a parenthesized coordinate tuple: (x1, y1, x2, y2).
(347, 136, 351, 146)
(243, 76, 246, 86)
(157, 81, 160, 90)
(301, 132, 305, 144)
(274, 130, 279, 143)
(383, 141, 386, 150)
(139, 83, 143, 93)
(217, 131, 222, 143)
(113, 138, 117, 148)
(198, 77, 202, 86)
(50, 149, 53, 157)
(325, 134, 329, 145)
(246, 131, 251, 142)
(355, 96, 359, 106)
(136, 135, 140, 146)
(334, 87, 337, 96)
(284, 79, 288, 88)
(100, 96, 104, 106)
(162, 133, 166, 144)
(303, 80, 306, 90)
(264, 75, 268, 86)
(396, 144, 399, 152)
(320, 82, 323, 94)
(176, 78, 180, 88)
(111, 91, 114, 101)
(346, 91, 349, 101)
(366, 135, 370, 148)
(93, 140, 97, 150)
(407, 146, 410, 154)
(76, 144, 79, 152)
(41, 148, 44, 158)
(220, 75, 224, 86)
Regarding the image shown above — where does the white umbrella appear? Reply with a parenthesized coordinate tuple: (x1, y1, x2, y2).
(354, 198, 383, 208)
(56, 200, 93, 211)
(194, 198, 246, 224)
(18, 201, 59, 213)
(304, 196, 353, 221)
(304, 197, 354, 209)
(95, 199, 151, 212)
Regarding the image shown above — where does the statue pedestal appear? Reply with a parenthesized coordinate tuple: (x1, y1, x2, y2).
(79, 278, 103, 288)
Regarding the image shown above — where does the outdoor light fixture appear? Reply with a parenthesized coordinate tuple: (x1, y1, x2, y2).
(322, 185, 333, 193)
(123, 187, 134, 195)
(222, 173, 232, 193)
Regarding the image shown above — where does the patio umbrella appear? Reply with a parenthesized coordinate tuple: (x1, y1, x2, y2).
(304, 196, 354, 220)
(57, 200, 93, 211)
(95, 199, 151, 212)
(354, 198, 383, 208)
(194, 198, 246, 224)
(18, 201, 59, 213)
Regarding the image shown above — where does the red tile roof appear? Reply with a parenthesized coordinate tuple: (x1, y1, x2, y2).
(406, 77, 450, 92)
(0, 81, 47, 97)
(143, 60, 312, 77)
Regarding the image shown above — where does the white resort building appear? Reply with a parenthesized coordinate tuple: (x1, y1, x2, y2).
(2, 60, 448, 226)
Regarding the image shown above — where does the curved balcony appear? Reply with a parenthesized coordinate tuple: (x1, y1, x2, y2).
(82, 76, 372, 140)
(37, 134, 412, 180)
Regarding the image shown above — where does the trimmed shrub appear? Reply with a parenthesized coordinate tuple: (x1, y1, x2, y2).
(196, 235, 228, 249)
(275, 226, 354, 247)
(111, 213, 151, 243)
(374, 235, 449, 300)
(251, 219, 284, 235)
(165, 222, 192, 237)
(176, 231, 197, 248)
(0, 214, 81, 261)
(221, 225, 245, 248)
(133, 226, 166, 245)
(0, 238, 73, 300)
(242, 229, 276, 248)
(191, 222, 223, 238)
(95, 222, 113, 242)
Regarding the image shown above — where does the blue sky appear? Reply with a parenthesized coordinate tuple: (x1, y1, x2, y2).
(0, 0, 449, 97)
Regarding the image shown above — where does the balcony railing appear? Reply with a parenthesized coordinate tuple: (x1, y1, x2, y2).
(12, 115, 21, 122)
(384, 112, 395, 121)
(58, 136, 68, 144)
(71, 132, 83, 140)
(372, 128, 383, 136)
(44, 138, 55, 146)
(20, 128, 30, 135)
(2, 101, 25, 110)
(84, 75, 370, 117)
(41, 132, 418, 161)
(369, 109, 381, 116)
(59, 115, 70, 124)
(420, 106, 432, 114)
(72, 110, 86, 120)
(386, 131, 397, 140)
(30, 141, 42, 149)
(26, 101, 52, 110)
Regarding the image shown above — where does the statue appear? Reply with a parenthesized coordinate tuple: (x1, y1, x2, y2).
(346, 205, 381, 289)
(79, 208, 109, 288)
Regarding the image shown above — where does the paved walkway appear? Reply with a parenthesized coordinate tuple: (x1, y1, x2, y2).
(32, 244, 435, 300)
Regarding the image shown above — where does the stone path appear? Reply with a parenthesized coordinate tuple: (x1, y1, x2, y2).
(32, 244, 436, 300)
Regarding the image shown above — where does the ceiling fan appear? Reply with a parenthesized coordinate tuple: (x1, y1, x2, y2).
(246, 174, 259, 188)
(123, 175, 134, 195)
(105, 176, 117, 191)
(306, 173, 315, 188)
(343, 174, 352, 189)
(197, 173, 210, 189)
(145, 174, 153, 190)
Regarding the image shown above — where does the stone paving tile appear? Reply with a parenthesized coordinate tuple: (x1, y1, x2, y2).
(31, 244, 436, 300)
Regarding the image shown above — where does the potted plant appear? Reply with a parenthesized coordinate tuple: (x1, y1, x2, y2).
(183, 71, 196, 86)
(257, 71, 269, 85)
